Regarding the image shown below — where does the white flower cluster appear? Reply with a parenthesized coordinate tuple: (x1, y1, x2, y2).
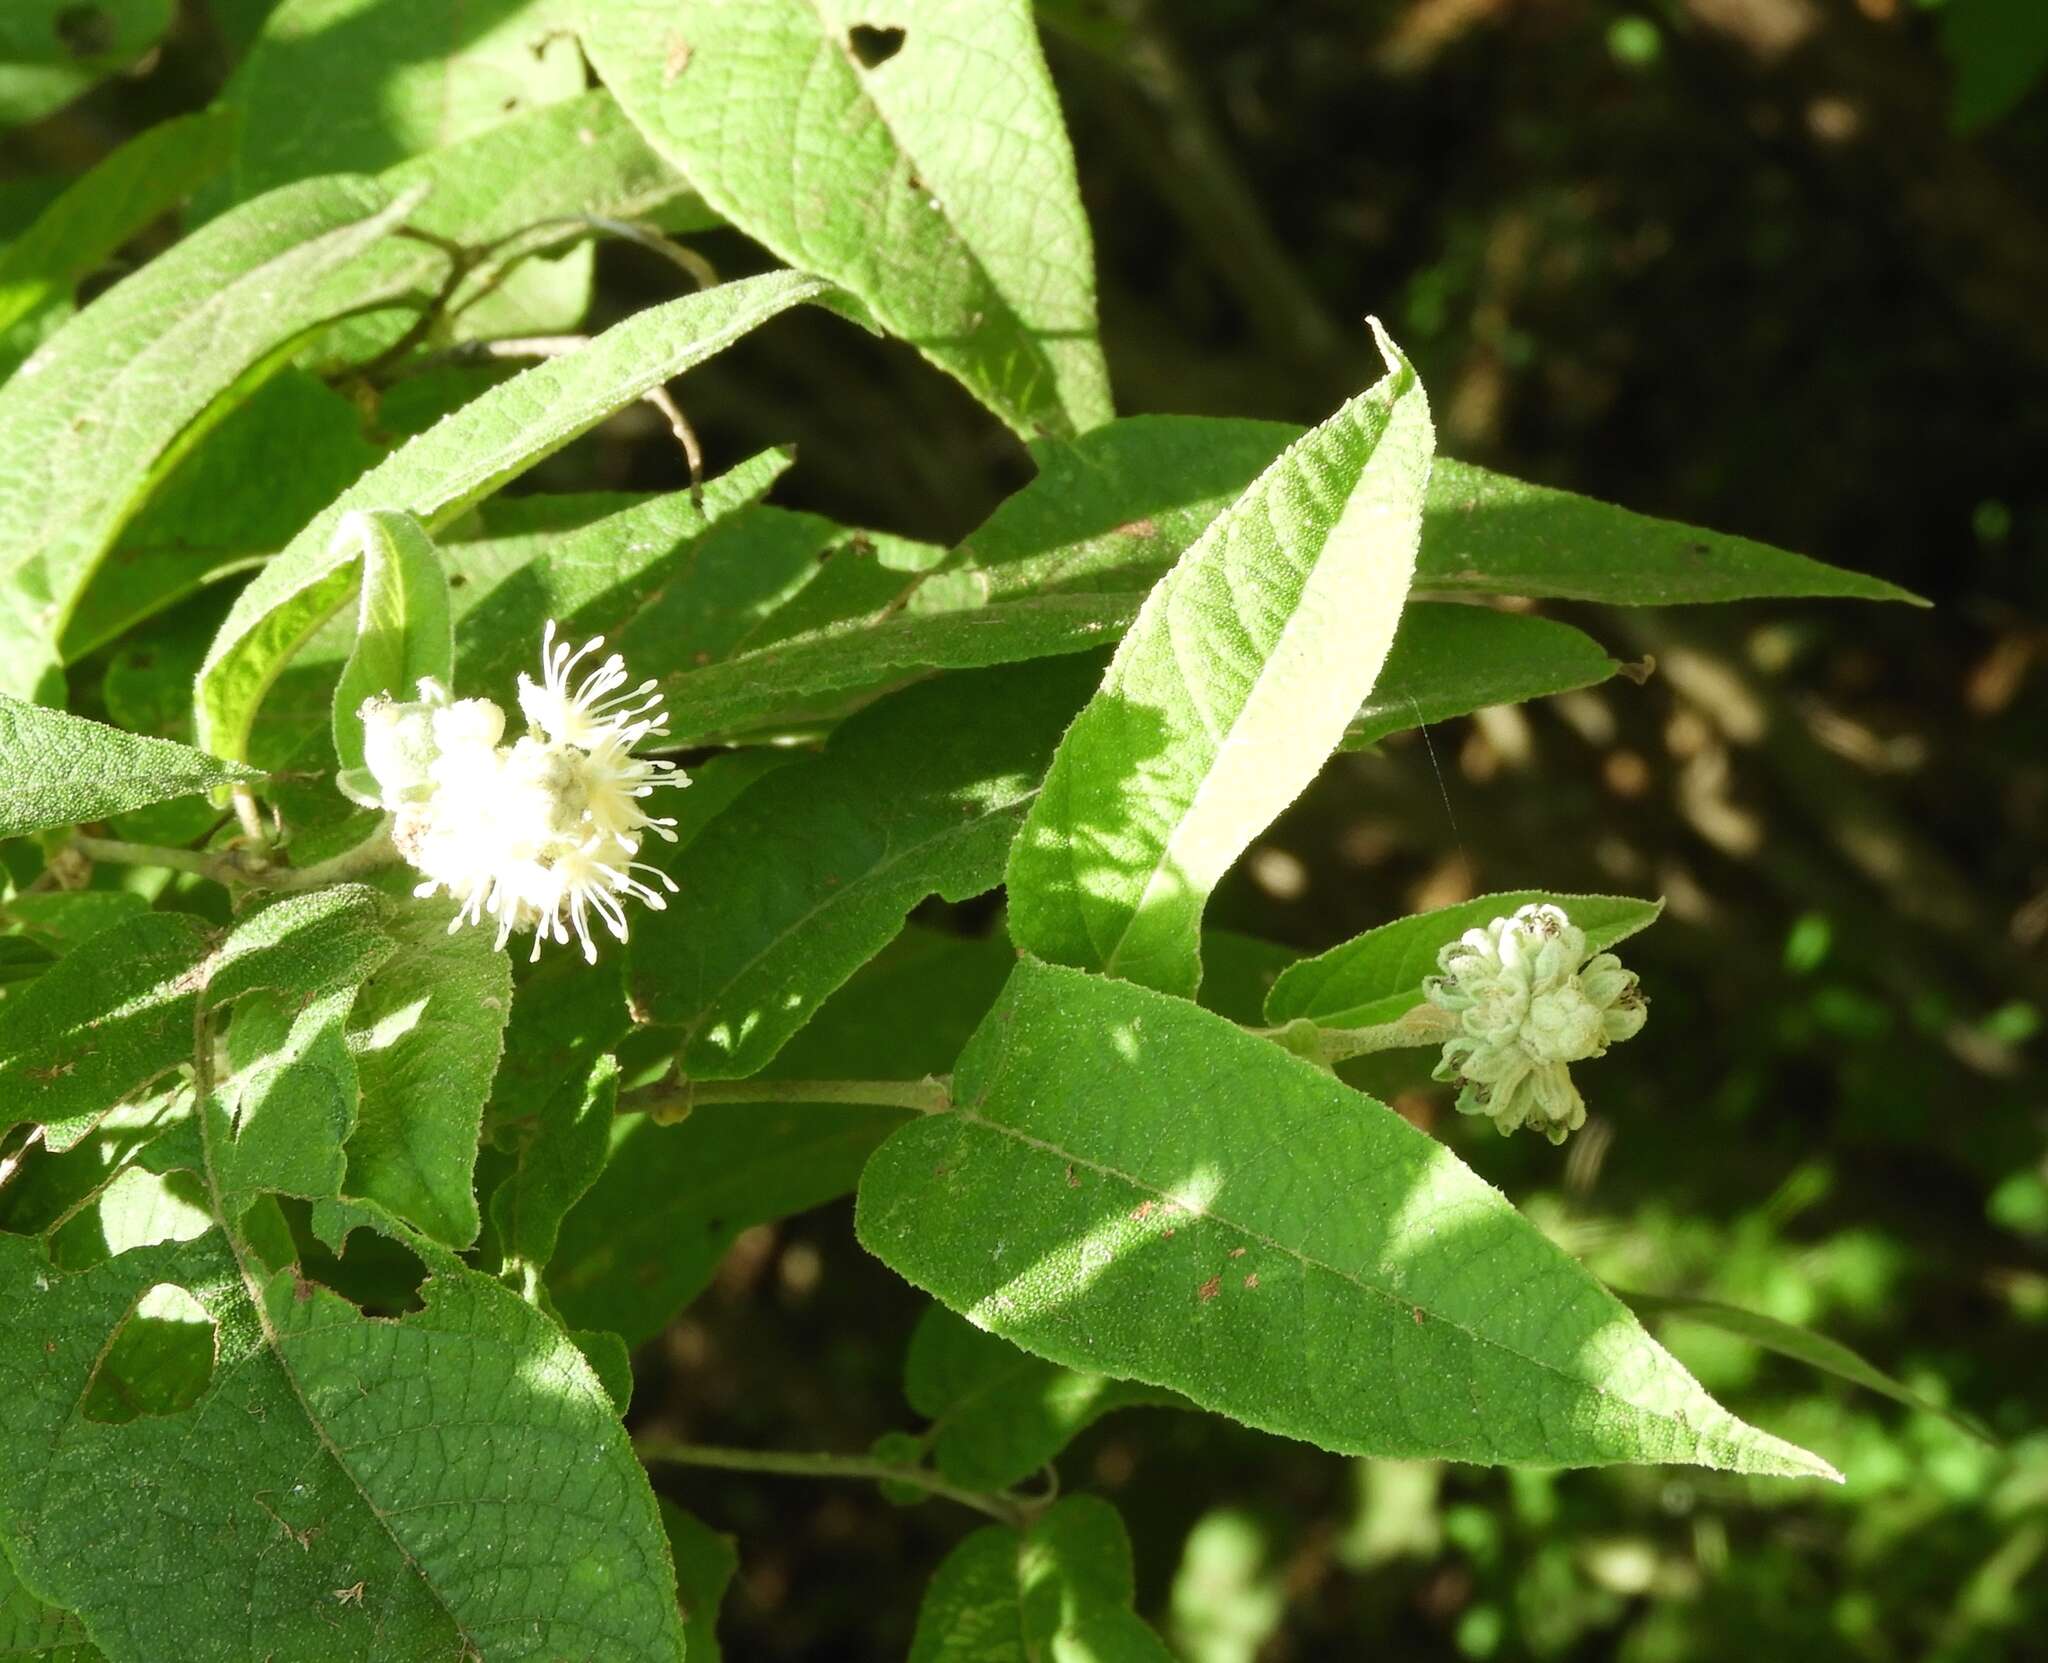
(1423, 904, 1647, 1144)
(358, 621, 685, 962)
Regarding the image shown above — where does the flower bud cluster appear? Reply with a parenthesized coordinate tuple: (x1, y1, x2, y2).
(1423, 903, 1647, 1144)
(358, 621, 685, 962)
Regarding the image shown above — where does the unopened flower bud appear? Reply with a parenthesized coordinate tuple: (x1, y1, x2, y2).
(1423, 904, 1648, 1144)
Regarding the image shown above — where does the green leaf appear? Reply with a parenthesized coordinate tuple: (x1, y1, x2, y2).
(0, 110, 233, 355)
(1, 890, 148, 953)
(0, 176, 415, 703)
(1264, 890, 1663, 1031)
(553, 928, 1014, 1346)
(661, 1502, 739, 1663)
(947, 415, 1921, 609)
(1418, 458, 1924, 606)
(0, 1, 172, 128)
(581, 0, 1112, 439)
(907, 1496, 1173, 1663)
(206, 0, 582, 207)
(0, 694, 263, 841)
(1941, 0, 2048, 129)
(313, 86, 710, 367)
(491, 1053, 618, 1275)
(0, 912, 210, 1150)
(660, 593, 1140, 743)
(858, 958, 1841, 1478)
(906, 1305, 1177, 1492)
(0, 1543, 100, 1663)
(328, 511, 455, 775)
(628, 655, 1101, 1078)
(343, 885, 513, 1249)
(1007, 327, 1435, 998)
(1619, 1289, 1997, 1445)
(0, 886, 389, 1155)
(62, 370, 380, 662)
(0, 1226, 686, 1663)
(451, 450, 795, 693)
(1343, 604, 1618, 751)
(196, 268, 841, 762)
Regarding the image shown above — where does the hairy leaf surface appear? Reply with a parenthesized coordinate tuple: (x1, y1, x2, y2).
(582, 0, 1111, 438)
(0, 695, 261, 840)
(906, 1496, 1172, 1663)
(1007, 328, 1434, 996)
(859, 959, 1840, 1477)
(630, 656, 1101, 1078)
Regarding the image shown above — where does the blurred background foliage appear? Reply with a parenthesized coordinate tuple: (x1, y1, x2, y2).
(3, 1, 2044, 1658)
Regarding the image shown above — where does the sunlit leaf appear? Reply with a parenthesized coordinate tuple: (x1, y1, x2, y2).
(859, 958, 1840, 1478)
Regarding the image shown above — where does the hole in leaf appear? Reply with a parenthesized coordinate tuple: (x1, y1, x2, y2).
(80, 1284, 217, 1423)
(847, 24, 906, 68)
(53, 5, 116, 58)
(282, 1197, 430, 1316)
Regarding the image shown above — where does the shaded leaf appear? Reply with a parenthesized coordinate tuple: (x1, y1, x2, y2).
(858, 958, 1840, 1477)
(0, 109, 233, 356)
(947, 416, 1920, 609)
(1343, 604, 1618, 751)
(629, 656, 1101, 1078)
(343, 885, 513, 1249)
(660, 592, 1140, 743)
(582, 0, 1111, 438)
(451, 450, 794, 692)
(907, 1496, 1172, 1663)
(196, 268, 841, 762)
(1621, 1289, 1997, 1445)
(0, 1226, 686, 1663)
(0, 1548, 100, 1663)
(553, 929, 1014, 1347)
(661, 1501, 739, 1663)
(206, 0, 581, 207)
(0, 176, 414, 702)
(907, 1305, 1177, 1492)
(491, 1054, 618, 1275)
(0, 1, 172, 128)
(0, 912, 213, 1149)
(61, 371, 380, 661)
(1264, 891, 1663, 1031)
(1007, 328, 1434, 997)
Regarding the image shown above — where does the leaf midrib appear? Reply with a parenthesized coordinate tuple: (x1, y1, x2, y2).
(942, 1099, 1777, 1472)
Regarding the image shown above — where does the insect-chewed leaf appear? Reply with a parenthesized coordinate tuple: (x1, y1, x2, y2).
(906, 1496, 1173, 1663)
(581, 0, 1111, 439)
(906, 1305, 1178, 1493)
(857, 957, 1841, 1479)
(1006, 325, 1434, 997)
(0, 1227, 685, 1663)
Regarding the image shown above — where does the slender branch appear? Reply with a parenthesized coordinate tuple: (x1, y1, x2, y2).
(71, 833, 270, 883)
(1258, 1003, 1455, 1067)
(70, 824, 398, 894)
(623, 1075, 952, 1126)
(636, 1438, 1031, 1526)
